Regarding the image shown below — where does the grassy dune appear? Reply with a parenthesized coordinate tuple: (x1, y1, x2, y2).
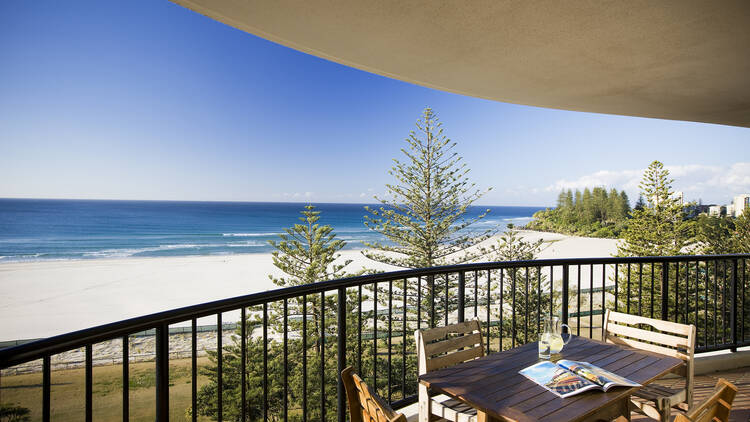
(1, 357, 213, 422)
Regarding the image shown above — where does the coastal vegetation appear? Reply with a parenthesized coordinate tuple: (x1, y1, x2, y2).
(525, 187, 630, 238)
(362, 107, 497, 268)
(362, 107, 498, 332)
(617, 161, 692, 258)
(613, 161, 748, 327)
(695, 211, 750, 254)
(493, 224, 551, 347)
(195, 206, 378, 420)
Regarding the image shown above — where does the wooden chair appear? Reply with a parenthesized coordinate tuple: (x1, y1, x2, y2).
(603, 310, 696, 422)
(341, 366, 407, 422)
(415, 319, 485, 422)
(674, 378, 738, 422)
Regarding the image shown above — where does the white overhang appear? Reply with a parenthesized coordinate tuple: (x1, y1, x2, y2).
(173, 1, 750, 128)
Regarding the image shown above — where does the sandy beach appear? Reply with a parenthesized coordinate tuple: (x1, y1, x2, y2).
(0, 231, 618, 341)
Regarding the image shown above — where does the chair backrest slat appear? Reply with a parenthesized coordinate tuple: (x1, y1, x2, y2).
(342, 367, 406, 422)
(419, 319, 481, 343)
(606, 310, 693, 335)
(415, 319, 484, 376)
(424, 331, 483, 357)
(605, 321, 689, 348)
(605, 334, 689, 361)
(675, 378, 737, 422)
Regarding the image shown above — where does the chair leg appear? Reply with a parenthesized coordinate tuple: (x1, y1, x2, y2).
(418, 384, 431, 422)
(658, 397, 671, 422)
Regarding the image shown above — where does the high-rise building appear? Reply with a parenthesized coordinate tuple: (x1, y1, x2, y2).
(734, 194, 750, 217)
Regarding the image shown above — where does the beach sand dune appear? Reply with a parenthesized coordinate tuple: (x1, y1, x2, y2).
(0, 231, 618, 341)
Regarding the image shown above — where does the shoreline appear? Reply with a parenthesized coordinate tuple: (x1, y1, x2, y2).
(0, 231, 619, 341)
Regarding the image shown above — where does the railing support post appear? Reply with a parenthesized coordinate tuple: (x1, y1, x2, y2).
(661, 261, 670, 320)
(458, 271, 466, 323)
(337, 287, 347, 422)
(155, 324, 169, 421)
(43, 355, 50, 422)
(562, 265, 569, 330)
(732, 259, 738, 352)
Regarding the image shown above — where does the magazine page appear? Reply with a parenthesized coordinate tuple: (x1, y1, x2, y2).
(557, 360, 641, 390)
(519, 361, 601, 398)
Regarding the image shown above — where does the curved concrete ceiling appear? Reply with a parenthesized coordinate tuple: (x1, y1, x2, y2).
(173, 0, 750, 128)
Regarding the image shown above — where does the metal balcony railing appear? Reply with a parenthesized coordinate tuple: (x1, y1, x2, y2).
(0, 254, 748, 421)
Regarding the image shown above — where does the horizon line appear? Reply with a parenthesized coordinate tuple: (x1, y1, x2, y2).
(0, 197, 549, 208)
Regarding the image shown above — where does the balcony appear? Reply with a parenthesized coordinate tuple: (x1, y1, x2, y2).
(1, 254, 749, 421)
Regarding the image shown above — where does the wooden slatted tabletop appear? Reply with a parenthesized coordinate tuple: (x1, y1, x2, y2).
(419, 335, 684, 422)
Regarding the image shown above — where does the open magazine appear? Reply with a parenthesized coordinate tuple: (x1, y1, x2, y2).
(519, 360, 640, 398)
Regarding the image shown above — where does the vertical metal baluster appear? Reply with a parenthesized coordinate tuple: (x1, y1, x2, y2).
(589, 264, 593, 338)
(732, 259, 738, 352)
(241, 307, 246, 421)
(614, 264, 618, 312)
(337, 287, 347, 422)
(474, 271, 479, 318)
(85, 344, 92, 422)
(263, 303, 268, 421)
(674, 261, 680, 322)
(524, 268, 529, 344)
(388, 280, 392, 402)
(638, 263, 643, 316)
(723, 260, 728, 344)
(511, 268, 516, 348)
(499, 270, 504, 352)
(123, 335, 129, 422)
(444, 273, 449, 326)
(661, 261, 679, 321)
(714, 260, 719, 344)
(685, 262, 690, 324)
(740, 259, 747, 343)
(695, 262, 699, 335)
(487, 270, 491, 354)
(402, 279, 407, 399)
(626, 264, 631, 315)
(217, 315, 222, 422)
(303, 295, 307, 422)
(549, 266, 554, 321)
(577, 265, 581, 336)
(417, 276, 422, 330)
(562, 265, 570, 329)
(321, 291, 326, 420)
(429, 276, 435, 329)
(357, 286, 362, 375)
(191, 319, 196, 422)
(650, 262, 655, 319)
(601, 265, 606, 339)
(705, 261, 709, 347)
(373, 283, 377, 389)
(43, 355, 50, 422)
(537, 267, 542, 335)
(283, 300, 288, 422)
(156, 324, 169, 421)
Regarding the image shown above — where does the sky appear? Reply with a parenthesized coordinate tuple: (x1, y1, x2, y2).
(1, 1, 748, 207)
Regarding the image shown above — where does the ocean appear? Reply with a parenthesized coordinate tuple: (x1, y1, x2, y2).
(0, 199, 544, 262)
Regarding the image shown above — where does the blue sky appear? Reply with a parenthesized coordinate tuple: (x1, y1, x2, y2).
(1, 1, 748, 207)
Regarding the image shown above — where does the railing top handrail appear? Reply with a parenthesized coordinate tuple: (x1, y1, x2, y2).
(1, 253, 747, 368)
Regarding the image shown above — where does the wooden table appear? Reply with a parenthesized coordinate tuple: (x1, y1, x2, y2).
(418, 335, 684, 422)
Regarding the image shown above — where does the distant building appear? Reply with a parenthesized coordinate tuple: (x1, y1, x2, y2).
(673, 191, 684, 205)
(727, 203, 735, 217)
(709, 205, 723, 216)
(686, 203, 711, 218)
(733, 194, 750, 217)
